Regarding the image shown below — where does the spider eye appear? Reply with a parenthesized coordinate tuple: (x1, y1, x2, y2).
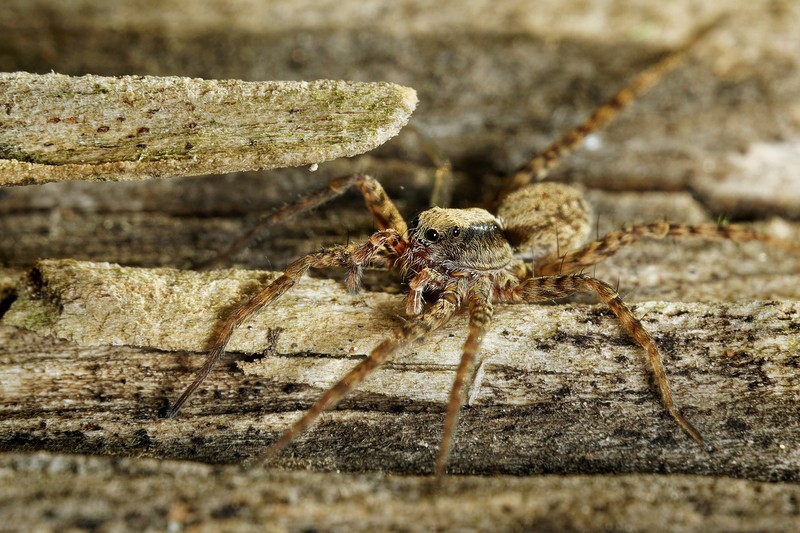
(410, 215, 420, 229)
(451, 227, 460, 237)
(425, 229, 440, 242)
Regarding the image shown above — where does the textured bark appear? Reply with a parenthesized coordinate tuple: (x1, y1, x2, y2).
(0, 74, 416, 185)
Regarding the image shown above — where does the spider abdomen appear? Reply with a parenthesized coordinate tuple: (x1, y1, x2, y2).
(497, 182, 592, 259)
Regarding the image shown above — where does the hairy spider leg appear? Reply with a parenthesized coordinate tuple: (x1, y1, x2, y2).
(204, 20, 717, 268)
(354, 174, 409, 236)
(167, 226, 406, 419)
(501, 273, 703, 445)
(496, 19, 722, 201)
(170, 173, 408, 417)
(196, 173, 407, 269)
(253, 285, 461, 465)
(435, 277, 494, 477)
(534, 222, 800, 277)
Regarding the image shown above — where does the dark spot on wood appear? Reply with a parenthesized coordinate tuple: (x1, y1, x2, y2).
(211, 502, 243, 519)
(72, 516, 104, 532)
(0, 291, 16, 317)
(612, 426, 644, 440)
(282, 382, 302, 394)
(134, 428, 154, 449)
(550, 385, 572, 400)
(61, 429, 88, 447)
(7, 431, 46, 449)
(571, 334, 593, 348)
(651, 432, 678, 447)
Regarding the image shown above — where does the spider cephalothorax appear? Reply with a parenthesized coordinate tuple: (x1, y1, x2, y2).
(406, 208, 511, 272)
(401, 207, 514, 314)
(164, 20, 798, 476)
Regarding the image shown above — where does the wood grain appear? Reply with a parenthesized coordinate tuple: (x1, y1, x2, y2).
(3, 0, 800, 217)
(3, 452, 800, 532)
(3, 260, 799, 480)
(2, 1, 800, 531)
(0, 74, 416, 185)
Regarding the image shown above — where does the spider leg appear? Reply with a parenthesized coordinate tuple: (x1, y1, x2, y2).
(196, 173, 407, 269)
(495, 19, 720, 202)
(406, 267, 450, 315)
(535, 221, 800, 276)
(502, 274, 703, 445)
(402, 124, 454, 208)
(435, 278, 493, 477)
(253, 289, 460, 464)
(166, 229, 403, 419)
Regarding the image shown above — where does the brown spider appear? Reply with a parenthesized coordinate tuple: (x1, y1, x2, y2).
(166, 20, 797, 476)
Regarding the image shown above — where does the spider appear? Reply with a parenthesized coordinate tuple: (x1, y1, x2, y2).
(165, 20, 797, 476)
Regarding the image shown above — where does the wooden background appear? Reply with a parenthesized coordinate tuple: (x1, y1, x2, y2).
(2, 1, 800, 531)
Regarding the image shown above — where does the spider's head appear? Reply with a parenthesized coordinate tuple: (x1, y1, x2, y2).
(406, 207, 513, 272)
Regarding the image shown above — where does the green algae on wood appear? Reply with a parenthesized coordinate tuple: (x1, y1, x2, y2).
(0, 73, 417, 186)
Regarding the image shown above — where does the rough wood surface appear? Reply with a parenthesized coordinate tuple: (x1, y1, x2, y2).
(2, 452, 800, 532)
(3, 177, 799, 301)
(0, 74, 416, 186)
(2, 259, 799, 481)
(2, 1, 800, 531)
(2, 0, 800, 217)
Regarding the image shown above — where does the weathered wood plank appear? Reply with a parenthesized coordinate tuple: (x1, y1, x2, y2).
(2, 452, 799, 532)
(2, 2, 800, 531)
(2, 260, 799, 479)
(0, 74, 416, 185)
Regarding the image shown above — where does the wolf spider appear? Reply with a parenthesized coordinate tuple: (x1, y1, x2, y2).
(166, 22, 797, 476)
